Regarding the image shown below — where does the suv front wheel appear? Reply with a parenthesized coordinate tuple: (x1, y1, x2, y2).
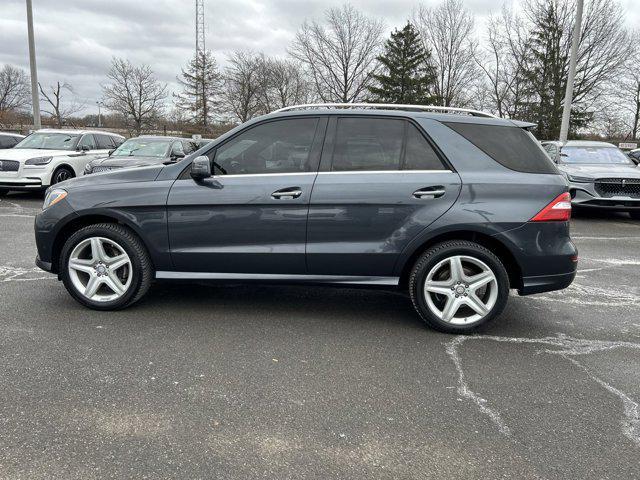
(60, 223, 153, 310)
(409, 240, 509, 333)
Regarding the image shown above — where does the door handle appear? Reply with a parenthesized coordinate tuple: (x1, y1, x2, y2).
(271, 187, 302, 199)
(413, 186, 446, 199)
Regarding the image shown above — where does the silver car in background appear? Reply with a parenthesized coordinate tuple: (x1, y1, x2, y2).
(541, 140, 640, 219)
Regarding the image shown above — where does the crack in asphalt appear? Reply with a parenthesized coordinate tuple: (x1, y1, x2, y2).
(0, 200, 40, 218)
(446, 334, 640, 447)
(0, 265, 54, 282)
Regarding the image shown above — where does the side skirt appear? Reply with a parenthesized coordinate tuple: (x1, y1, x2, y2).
(155, 271, 399, 286)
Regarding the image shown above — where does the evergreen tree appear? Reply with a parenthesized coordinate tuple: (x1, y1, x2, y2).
(174, 50, 222, 128)
(521, 1, 591, 138)
(367, 22, 437, 104)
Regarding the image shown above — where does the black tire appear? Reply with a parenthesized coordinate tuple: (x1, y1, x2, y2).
(51, 166, 75, 185)
(60, 223, 153, 310)
(629, 211, 640, 220)
(408, 240, 510, 333)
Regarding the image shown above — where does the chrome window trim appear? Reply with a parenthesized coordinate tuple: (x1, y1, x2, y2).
(318, 170, 453, 175)
(205, 170, 452, 179)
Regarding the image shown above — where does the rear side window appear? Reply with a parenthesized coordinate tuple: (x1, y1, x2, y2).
(404, 123, 445, 170)
(331, 118, 446, 171)
(96, 134, 114, 149)
(445, 122, 557, 174)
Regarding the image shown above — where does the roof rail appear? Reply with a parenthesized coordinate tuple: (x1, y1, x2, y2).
(274, 103, 497, 118)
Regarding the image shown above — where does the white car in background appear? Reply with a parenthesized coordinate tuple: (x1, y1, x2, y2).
(0, 132, 25, 149)
(0, 129, 124, 195)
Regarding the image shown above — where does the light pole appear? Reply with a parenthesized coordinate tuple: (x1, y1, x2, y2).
(96, 100, 104, 128)
(26, 0, 41, 130)
(559, 0, 584, 143)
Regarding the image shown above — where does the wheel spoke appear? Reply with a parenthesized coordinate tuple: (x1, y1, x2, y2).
(103, 273, 125, 295)
(108, 254, 129, 271)
(449, 256, 465, 282)
(468, 271, 495, 292)
(441, 296, 461, 322)
(425, 280, 454, 296)
(84, 276, 101, 298)
(466, 293, 490, 316)
(68, 258, 94, 274)
(90, 238, 107, 262)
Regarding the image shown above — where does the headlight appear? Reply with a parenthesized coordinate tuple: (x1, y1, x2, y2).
(567, 174, 593, 183)
(43, 189, 67, 210)
(25, 156, 53, 166)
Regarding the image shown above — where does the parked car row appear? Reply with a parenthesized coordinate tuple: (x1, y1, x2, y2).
(541, 140, 640, 219)
(0, 130, 211, 195)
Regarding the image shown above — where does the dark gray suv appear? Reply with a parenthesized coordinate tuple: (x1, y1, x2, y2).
(34, 104, 577, 333)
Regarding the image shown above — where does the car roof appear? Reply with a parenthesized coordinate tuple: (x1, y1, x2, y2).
(135, 135, 193, 141)
(0, 132, 24, 138)
(257, 107, 527, 128)
(36, 128, 124, 138)
(562, 140, 617, 148)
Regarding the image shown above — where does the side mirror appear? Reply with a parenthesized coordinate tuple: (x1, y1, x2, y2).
(190, 156, 211, 180)
(108, 149, 115, 156)
(77, 145, 90, 152)
(171, 152, 185, 162)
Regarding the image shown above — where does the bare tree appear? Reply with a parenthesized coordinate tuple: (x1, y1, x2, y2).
(38, 81, 83, 127)
(289, 4, 384, 103)
(221, 51, 264, 123)
(0, 64, 30, 121)
(258, 58, 312, 112)
(102, 57, 167, 135)
(608, 36, 640, 140)
(474, 9, 531, 117)
(413, 0, 478, 107)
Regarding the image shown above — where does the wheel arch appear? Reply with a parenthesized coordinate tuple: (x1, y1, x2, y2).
(49, 163, 77, 185)
(397, 229, 523, 291)
(50, 212, 155, 275)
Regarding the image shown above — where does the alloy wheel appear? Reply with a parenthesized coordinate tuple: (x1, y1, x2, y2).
(423, 255, 498, 325)
(67, 237, 133, 302)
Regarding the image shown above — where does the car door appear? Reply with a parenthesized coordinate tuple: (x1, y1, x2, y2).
(69, 134, 103, 175)
(167, 116, 327, 274)
(306, 116, 461, 277)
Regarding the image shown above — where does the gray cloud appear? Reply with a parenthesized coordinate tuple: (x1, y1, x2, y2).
(1, 0, 638, 116)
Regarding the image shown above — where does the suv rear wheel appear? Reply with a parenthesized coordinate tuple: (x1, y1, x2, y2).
(409, 240, 509, 333)
(60, 223, 153, 310)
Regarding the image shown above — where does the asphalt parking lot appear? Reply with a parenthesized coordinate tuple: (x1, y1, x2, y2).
(1, 193, 639, 479)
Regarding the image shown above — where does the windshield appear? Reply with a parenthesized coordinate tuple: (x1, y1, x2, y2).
(112, 138, 171, 157)
(560, 146, 635, 165)
(15, 132, 79, 150)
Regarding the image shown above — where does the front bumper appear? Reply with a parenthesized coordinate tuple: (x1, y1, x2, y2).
(35, 255, 53, 272)
(570, 182, 640, 211)
(0, 178, 44, 190)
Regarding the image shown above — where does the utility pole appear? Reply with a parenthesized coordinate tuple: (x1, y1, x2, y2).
(26, 0, 41, 130)
(96, 100, 104, 128)
(195, 0, 205, 54)
(559, 0, 584, 143)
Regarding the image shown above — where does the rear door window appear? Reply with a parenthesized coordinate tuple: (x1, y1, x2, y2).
(96, 134, 114, 149)
(445, 122, 557, 174)
(331, 118, 404, 171)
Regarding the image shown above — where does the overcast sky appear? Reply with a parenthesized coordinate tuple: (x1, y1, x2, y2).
(1, 0, 638, 116)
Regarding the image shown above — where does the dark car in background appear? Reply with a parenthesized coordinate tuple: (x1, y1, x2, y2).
(542, 140, 640, 219)
(34, 104, 577, 333)
(628, 148, 640, 165)
(84, 136, 206, 174)
(0, 132, 25, 149)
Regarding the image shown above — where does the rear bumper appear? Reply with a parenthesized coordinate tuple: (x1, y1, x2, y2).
(518, 270, 576, 295)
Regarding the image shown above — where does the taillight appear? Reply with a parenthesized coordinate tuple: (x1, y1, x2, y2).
(530, 192, 572, 222)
